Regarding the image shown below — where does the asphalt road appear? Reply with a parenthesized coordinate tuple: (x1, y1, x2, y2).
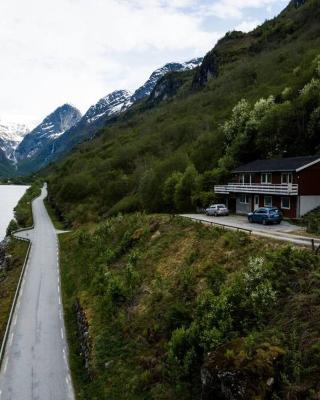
(0, 185, 74, 400)
(181, 214, 320, 248)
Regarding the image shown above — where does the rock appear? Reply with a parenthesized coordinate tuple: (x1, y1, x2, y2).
(151, 231, 161, 240)
(105, 360, 114, 370)
(192, 50, 219, 89)
(75, 299, 92, 374)
(201, 339, 284, 400)
(147, 72, 184, 105)
(149, 222, 160, 233)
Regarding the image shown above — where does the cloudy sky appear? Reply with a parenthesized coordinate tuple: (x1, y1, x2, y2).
(0, 0, 288, 127)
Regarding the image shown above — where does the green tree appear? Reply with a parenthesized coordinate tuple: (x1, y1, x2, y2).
(162, 172, 183, 211)
(174, 165, 199, 212)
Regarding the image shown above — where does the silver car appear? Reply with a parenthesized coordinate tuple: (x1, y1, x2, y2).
(205, 204, 229, 217)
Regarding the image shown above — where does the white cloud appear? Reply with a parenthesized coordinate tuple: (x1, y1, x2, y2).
(0, 0, 286, 124)
(200, 0, 287, 19)
(236, 19, 262, 32)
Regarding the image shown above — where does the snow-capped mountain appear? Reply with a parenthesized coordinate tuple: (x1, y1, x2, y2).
(83, 90, 132, 124)
(129, 57, 203, 104)
(16, 104, 82, 161)
(11, 56, 203, 175)
(0, 121, 29, 162)
(81, 58, 203, 125)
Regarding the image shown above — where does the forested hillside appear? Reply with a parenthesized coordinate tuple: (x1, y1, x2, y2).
(46, 0, 320, 226)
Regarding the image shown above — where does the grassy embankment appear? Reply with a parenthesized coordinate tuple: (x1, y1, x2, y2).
(0, 239, 29, 343)
(0, 182, 41, 343)
(58, 213, 320, 399)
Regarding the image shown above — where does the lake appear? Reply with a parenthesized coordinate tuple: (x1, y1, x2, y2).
(0, 185, 29, 240)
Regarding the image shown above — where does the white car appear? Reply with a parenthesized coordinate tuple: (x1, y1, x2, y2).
(205, 204, 229, 217)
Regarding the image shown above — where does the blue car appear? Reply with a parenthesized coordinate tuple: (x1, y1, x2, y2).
(248, 207, 283, 225)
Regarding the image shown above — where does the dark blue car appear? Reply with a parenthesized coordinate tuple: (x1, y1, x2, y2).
(248, 207, 283, 225)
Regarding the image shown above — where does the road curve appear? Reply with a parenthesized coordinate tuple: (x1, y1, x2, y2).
(0, 185, 74, 400)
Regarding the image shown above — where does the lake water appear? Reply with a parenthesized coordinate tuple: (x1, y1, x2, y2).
(0, 185, 29, 240)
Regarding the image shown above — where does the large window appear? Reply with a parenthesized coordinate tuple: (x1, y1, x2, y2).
(261, 173, 272, 184)
(240, 194, 250, 204)
(281, 173, 293, 184)
(281, 197, 291, 209)
(264, 196, 273, 207)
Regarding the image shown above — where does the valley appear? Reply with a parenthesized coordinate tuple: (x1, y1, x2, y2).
(1, 0, 320, 399)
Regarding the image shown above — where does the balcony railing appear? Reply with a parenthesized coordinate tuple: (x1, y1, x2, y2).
(214, 183, 299, 196)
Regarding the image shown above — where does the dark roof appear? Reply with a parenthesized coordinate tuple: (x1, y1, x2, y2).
(233, 156, 320, 173)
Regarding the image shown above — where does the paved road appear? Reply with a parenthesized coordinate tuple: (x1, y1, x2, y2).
(181, 214, 320, 248)
(0, 185, 74, 400)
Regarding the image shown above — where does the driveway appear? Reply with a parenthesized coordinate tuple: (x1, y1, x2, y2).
(180, 214, 320, 248)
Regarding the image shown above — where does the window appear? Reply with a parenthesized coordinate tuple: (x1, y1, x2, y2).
(264, 196, 273, 207)
(240, 173, 251, 184)
(281, 173, 293, 184)
(261, 173, 272, 184)
(240, 194, 249, 204)
(281, 197, 291, 209)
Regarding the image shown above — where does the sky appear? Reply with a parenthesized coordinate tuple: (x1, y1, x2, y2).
(0, 0, 288, 128)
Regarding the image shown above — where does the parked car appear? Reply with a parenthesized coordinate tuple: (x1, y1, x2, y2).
(248, 207, 283, 225)
(205, 204, 229, 217)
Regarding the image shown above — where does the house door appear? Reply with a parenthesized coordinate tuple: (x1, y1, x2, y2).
(254, 195, 259, 211)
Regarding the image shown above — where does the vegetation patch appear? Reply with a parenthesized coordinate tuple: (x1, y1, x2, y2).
(60, 214, 320, 399)
(0, 239, 29, 343)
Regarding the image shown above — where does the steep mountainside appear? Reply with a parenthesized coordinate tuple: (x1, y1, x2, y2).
(83, 90, 132, 124)
(45, 0, 320, 225)
(131, 58, 203, 103)
(0, 148, 14, 177)
(0, 121, 29, 162)
(16, 104, 81, 164)
(15, 58, 202, 175)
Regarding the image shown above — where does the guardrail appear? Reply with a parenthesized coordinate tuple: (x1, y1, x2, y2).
(0, 225, 34, 368)
(176, 215, 252, 234)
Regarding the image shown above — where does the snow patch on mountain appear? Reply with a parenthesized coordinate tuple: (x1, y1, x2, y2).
(15, 104, 82, 161)
(0, 120, 30, 162)
(84, 90, 132, 125)
(129, 57, 203, 105)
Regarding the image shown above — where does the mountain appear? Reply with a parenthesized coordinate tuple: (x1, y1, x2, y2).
(0, 121, 29, 162)
(14, 57, 203, 175)
(15, 104, 81, 163)
(83, 90, 132, 124)
(130, 58, 203, 104)
(47, 0, 320, 222)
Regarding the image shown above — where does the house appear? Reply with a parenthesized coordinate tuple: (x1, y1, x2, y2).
(214, 155, 320, 219)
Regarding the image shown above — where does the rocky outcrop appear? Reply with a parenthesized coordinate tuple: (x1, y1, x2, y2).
(192, 50, 220, 89)
(201, 339, 284, 400)
(290, 0, 307, 8)
(75, 298, 92, 373)
(147, 72, 184, 105)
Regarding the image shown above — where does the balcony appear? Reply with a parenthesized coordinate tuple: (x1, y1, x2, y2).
(214, 183, 299, 196)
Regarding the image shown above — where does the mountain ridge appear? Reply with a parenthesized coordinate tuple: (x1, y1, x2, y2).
(13, 57, 203, 175)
